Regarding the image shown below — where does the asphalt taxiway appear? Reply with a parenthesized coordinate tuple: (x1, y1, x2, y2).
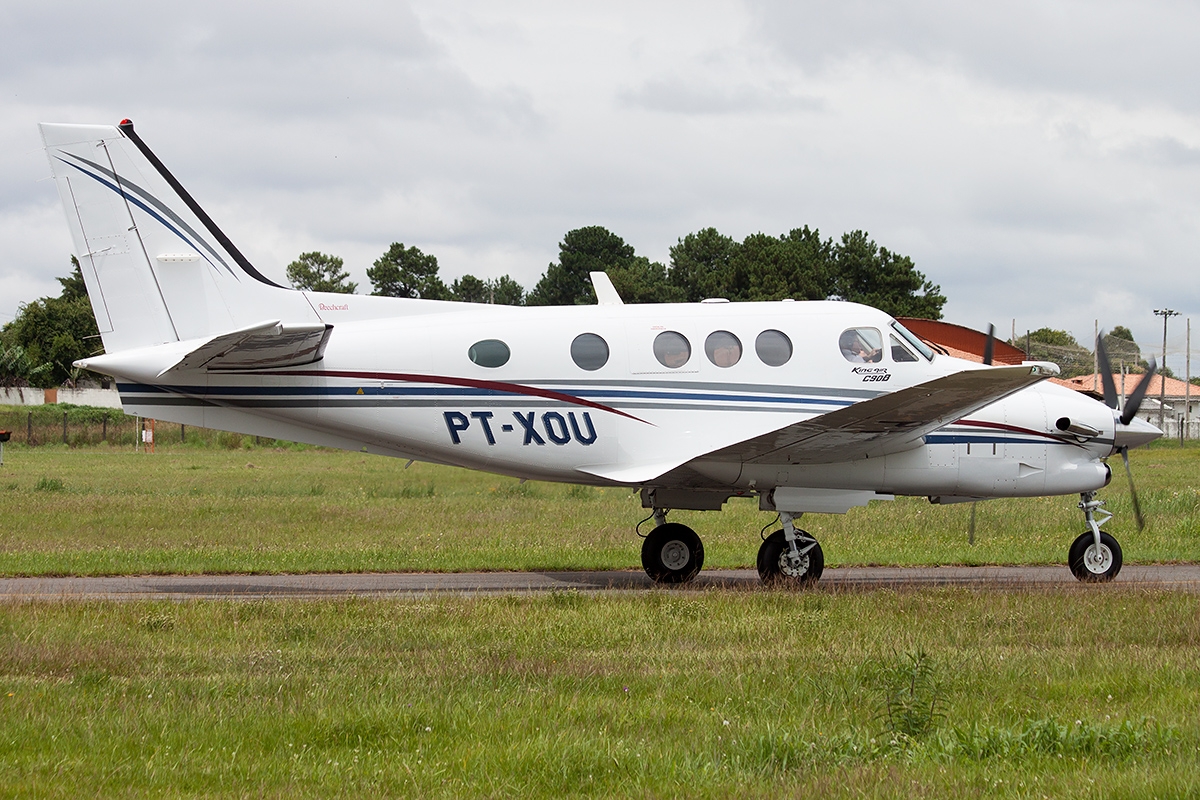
(2, 564, 1199, 600)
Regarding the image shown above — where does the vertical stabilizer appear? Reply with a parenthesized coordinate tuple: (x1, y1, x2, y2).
(39, 121, 319, 354)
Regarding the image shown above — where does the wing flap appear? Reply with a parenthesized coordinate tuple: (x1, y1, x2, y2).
(704, 363, 1058, 466)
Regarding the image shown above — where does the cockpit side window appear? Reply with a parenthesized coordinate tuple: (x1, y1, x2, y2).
(890, 321, 935, 361)
(890, 334, 919, 362)
(838, 328, 883, 363)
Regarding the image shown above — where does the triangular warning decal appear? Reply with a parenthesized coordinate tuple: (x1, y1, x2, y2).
(356, 387, 364, 395)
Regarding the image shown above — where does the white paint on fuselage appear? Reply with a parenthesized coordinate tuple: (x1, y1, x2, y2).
(127, 298, 1119, 499)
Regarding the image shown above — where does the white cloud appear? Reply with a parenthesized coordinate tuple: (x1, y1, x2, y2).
(2, 0, 1199, 359)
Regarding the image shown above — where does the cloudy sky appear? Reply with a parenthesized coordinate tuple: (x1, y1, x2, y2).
(3, 0, 1199, 369)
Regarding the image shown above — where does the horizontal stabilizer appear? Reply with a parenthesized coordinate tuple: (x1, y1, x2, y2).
(157, 320, 332, 377)
(704, 363, 1058, 466)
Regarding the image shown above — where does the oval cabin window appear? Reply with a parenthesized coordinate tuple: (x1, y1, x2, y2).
(653, 331, 691, 369)
(570, 333, 610, 371)
(468, 339, 511, 368)
(755, 330, 792, 367)
(705, 330, 742, 367)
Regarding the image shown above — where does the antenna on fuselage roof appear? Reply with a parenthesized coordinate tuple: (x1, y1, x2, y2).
(590, 272, 624, 305)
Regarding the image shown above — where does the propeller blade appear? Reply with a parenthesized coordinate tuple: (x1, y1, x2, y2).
(1120, 357, 1157, 426)
(1095, 332, 1118, 409)
(983, 324, 994, 366)
(1120, 446, 1145, 531)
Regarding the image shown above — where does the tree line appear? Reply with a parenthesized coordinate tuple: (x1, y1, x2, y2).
(287, 224, 947, 320)
(2, 224, 945, 388)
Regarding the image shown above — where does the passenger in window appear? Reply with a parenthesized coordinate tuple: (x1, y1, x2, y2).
(711, 344, 739, 367)
(654, 331, 691, 368)
(661, 346, 689, 368)
(706, 332, 742, 368)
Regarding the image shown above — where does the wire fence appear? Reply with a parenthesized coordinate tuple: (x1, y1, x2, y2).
(1010, 337, 1149, 379)
(0, 405, 278, 449)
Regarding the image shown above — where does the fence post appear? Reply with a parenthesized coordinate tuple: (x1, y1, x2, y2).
(62, 411, 68, 445)
(26, 411, 32, 445)
(181, 424, 186, 444)
(102, 415, 107, 442)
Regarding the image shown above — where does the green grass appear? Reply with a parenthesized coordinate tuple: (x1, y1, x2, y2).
(0, 440, 1198, 576)
(2, 589, 1198, 797)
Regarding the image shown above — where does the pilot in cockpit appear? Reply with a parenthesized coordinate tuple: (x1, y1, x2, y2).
(839, 329, 882, 363)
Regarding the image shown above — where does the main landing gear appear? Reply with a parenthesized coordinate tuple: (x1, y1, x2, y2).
(640, 509, 704, 584)
(640, 508, 825, 587)
(1068, 491, 1123, 582)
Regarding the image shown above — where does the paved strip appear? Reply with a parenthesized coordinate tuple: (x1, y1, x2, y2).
(1, 564, 1198, 600)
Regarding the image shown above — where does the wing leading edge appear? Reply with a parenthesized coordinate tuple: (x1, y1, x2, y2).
(702, 363, 1059, 467)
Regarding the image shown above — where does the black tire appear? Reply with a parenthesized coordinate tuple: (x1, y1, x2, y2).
(757, 529, 824, 586)
(1068, 530, 1122, 582)
(641, 522, 704, 584)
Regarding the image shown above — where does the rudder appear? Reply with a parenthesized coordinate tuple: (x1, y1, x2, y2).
(40, 121, 318, 354)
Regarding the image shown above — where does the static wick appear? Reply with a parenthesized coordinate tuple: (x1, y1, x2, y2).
(405, 459, 414, 469)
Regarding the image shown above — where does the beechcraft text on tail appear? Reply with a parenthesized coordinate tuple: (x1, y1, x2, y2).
(40, 120, 1163, 585)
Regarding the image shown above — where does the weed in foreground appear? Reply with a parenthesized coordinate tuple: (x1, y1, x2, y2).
(875, 649, 945, 743)
(743, 716, 1176, 770)
(33, 477, 64, 492)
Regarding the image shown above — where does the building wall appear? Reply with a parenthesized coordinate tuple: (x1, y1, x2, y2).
(0, 387, 123, 409)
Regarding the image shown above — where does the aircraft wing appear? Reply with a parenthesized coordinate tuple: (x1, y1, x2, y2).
(157, 320, 332, 377)
(702, 363, 1057, 466)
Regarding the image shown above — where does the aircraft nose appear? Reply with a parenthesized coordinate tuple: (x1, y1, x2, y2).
(1113, 416, 1162, 450)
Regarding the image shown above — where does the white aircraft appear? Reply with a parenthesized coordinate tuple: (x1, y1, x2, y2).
(39, 120, 1163, 585)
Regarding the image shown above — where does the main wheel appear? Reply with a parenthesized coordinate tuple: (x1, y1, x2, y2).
(1068, 530, 1123, 582)
(641, 522, 704, 584)
(757, 529, 824, 586)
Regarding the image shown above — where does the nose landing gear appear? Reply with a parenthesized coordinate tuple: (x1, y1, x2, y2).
(1069, 491, 1123, 582)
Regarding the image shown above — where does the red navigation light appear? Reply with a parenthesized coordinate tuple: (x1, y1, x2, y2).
(119, 118, 133, 126)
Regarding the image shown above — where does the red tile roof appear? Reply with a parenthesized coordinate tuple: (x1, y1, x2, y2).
(1061, 373, 1195, 399)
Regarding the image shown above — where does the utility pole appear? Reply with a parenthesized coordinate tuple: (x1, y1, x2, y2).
(1187, 318, 1192, 441)
(1154, 308, 1180, 433)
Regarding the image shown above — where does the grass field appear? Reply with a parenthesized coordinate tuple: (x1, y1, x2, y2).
(3, 432, 1200, 796)
(2, 590, 1198, 797)
(0, 438, 1198, 576)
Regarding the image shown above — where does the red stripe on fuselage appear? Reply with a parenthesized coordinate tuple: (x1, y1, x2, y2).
(273, 369, 651, 424)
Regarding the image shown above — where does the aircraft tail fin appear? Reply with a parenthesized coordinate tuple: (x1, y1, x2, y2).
(39, 120, 320, 354)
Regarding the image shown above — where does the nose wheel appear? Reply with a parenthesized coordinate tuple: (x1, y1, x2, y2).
(1069, 492, 1122, 582)
(1069, 530, 1122, 582)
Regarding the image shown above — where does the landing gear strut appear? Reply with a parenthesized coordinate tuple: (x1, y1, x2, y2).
(757, 511, 824, 586)
(641, 508, 704, 585)
(1068, 491, 1123, 582)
